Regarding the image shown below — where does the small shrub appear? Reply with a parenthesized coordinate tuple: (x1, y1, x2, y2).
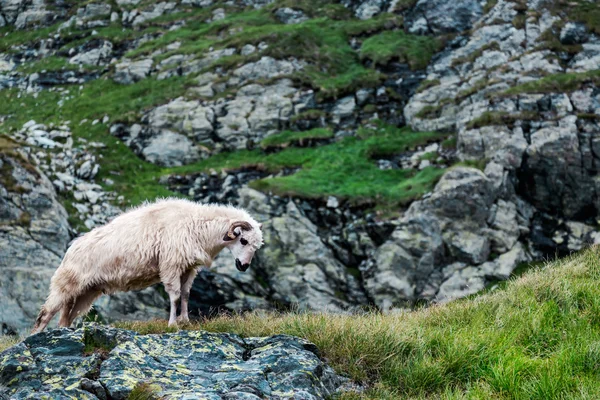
(466, 111, 539, 129)
(260, 128, 333, 149)
(360, 30, 442, 70)
(416, 79, 441, 93)
(127, 383, 161, 400)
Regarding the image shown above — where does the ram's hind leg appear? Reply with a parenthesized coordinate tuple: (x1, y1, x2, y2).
(67, 289, 103, 326)
(58, 297, 76, 327)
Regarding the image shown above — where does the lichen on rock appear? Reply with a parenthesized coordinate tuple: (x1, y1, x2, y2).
(0, 324, 342, 399)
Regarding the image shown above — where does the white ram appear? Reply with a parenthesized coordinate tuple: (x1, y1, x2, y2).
(32, 198, 264, 333)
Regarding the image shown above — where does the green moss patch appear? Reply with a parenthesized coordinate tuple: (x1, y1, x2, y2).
(360, 30, 443, 70)
(466, 111, 539, 129)
(500, 70, 600, 96)
(260, 128, 334, 149)
(416, 79, 441, 93)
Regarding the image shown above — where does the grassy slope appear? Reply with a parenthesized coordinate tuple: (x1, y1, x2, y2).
(0, 2, 448, 215)
(2, 250, 599, 398)
(111, 248, 600, 399)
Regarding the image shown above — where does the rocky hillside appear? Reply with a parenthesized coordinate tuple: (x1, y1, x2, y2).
(1, 0, 599, 333)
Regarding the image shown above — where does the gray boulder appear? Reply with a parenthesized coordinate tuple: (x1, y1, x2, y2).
(1, 0, 57, 29)
(113, 59, 153, 84)
(407, 167, 494, 225)
(274, 7, 308, 24)
(69, 40, 113, 66)
(232, 56, 305, 83)
(0, 0, 26, 24)
(458, 126, 527, 170)
(114, 78, 311, 162)
(141, 130, 202, 167)
(0, 149, 70, 334)
(185, 188, 366, 314)
(76, 3, 111, 23)
(362, 214, 445, 308)
(124, 2, 177, 26)
(331, 96, 356, 125)
(0, 324, 342, 400)
(110, 97, 211, 167)
(14, 8, 53, 29)
(93, 286, 169, 323)
(435, 262, 485, 302)
(407, 0, 483, 34)
(361, 166, 534, 307)
(340, 0, 392, 20)
(182, 0, 213, 5)
(147, 98, 215, 143)
(560, 22, 588, 45)
(521, 116, 594, 219)
(248, 191, 363, 312)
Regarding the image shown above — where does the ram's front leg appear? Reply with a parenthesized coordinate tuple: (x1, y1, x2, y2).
(161, 272, 182, 327)
(178, 268, 198, 324)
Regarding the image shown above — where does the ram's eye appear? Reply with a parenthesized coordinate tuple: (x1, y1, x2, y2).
(240, 238, 248, 246)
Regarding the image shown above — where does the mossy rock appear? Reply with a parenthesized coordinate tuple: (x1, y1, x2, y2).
(0, 324, 342, 400)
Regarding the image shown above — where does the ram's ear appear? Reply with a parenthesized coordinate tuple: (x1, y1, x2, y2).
(259, 223, 263, 229)
(223, 232, 235, 242)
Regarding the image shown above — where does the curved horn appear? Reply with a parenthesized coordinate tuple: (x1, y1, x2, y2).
(227, 221, 253, 239)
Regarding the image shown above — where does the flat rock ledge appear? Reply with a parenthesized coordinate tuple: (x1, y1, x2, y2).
(0, 324, 342, 399)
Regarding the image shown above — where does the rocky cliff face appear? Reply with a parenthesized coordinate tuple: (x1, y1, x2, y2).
(0, 137, 69, 334)
(0, 0, 599, 332)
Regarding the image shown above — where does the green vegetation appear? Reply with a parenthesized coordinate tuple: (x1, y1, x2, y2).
(483, 0, 499, 14)
(415, 98, 453, 119)
(546, 0, 600, 35)
(289, 109, 326, 124)
(360, 30, 443, 70)
(416, 79, 441, 93)
(260, 128, 333, 149)
(512, 13, 527, 29)
(0, 0, 450, 219)
(390, 0, 419, 12)
(115, 248, 600, 399)
(0, 75, 191, 205)
(570, 0, 600, 35)
(456, 78, 495, 102)
(121, 8, 405, 100)
(178, 122, 448, 206)
(441, 135, 457, 150)
(0, 335, 20, 353)
(500, 70, 600, 96)
(127, 382, 161, 400)
(0, 72, 448, 211)
(536, 23, 584, 56)
(15, 56, 80, 74)
(466, 111, 539, 129)
(0, 23, 63, 52)
(0, 0, 436, 102)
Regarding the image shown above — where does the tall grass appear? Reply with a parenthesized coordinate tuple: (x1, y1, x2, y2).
(115, 248, 600, 399)
(0, 335, 20, 353)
